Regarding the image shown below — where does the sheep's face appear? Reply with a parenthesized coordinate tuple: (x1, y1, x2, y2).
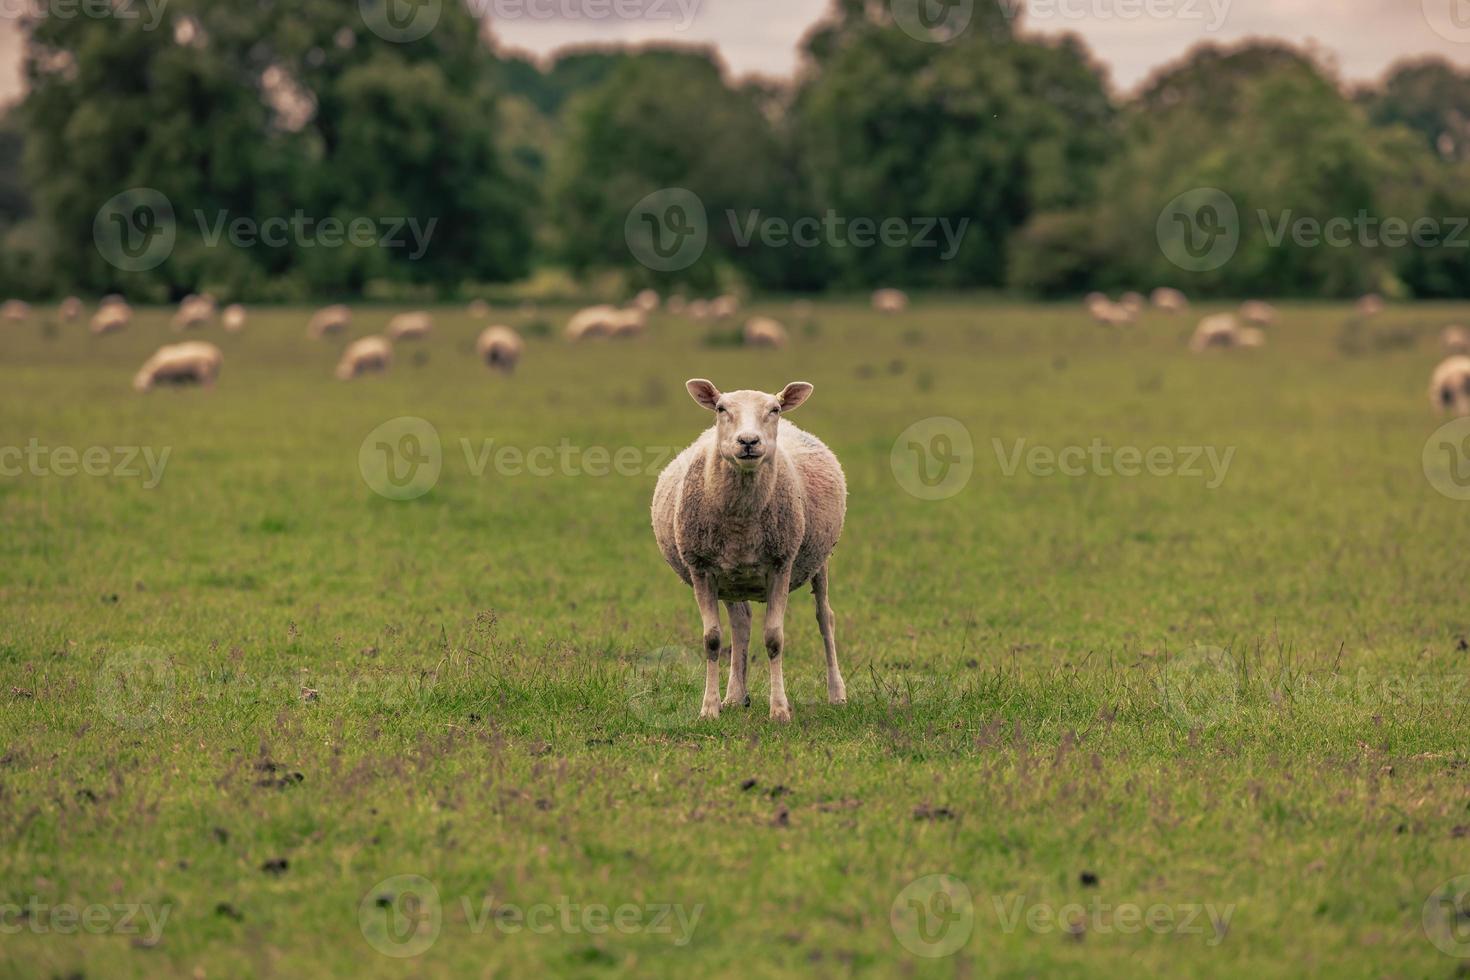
(687, 379, 814, 471)
(1440, 371, 1470, 416)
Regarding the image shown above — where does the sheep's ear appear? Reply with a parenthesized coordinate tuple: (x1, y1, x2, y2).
(778, 382, 814, 413)
(686, 379, 722, 411)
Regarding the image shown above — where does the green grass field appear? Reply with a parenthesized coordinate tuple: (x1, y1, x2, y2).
(3, 298, 1470, 978)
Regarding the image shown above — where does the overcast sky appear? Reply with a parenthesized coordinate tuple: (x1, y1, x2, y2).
(0, 0, 1464, 101)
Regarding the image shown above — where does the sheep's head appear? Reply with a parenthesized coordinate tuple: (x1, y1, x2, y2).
(686, 379, 813, 471)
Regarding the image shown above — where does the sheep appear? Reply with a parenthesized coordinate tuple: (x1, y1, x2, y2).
(1151, 287, 1189, 313)
(2, 299, 30, 321)
(1088, 296, 1134, 327)
(710, 294, 740, 320)
(1240, 300, 1277, 326)
(1356, 294, 1385, 317)
(1430, 356, 1470, 417)
(59, 297, 83, 322)
(651, 379, 848, 722)
(633, 289, 661, 313)
(686, 299, 711, 321)
(1441, 325, 1470, 356)
(608, 308, 646, 339)
(476, 325, 523, 373)
(387, 311, 433, 341)
(566, 304, 618, 341)
(308, 304, 352, 339)
(467, 299, 491, 318)
(172, 294, 215, 331)
(1119, 292, 1145, 316)
(133, 341, 222, 392)
(743, 316, 788, 349)
(90, 300, 132, 335)
(1189, 313, 1264, 352)
(335, 336, 393, 381)
(872, 288, 909, 314)
(222, 304, 247, 333)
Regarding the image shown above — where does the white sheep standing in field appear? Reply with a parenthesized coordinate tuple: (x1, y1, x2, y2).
(59, 297, 83, 322)
(565, 304, 618, 341)
(1430, 356, 1470, 416)
(133, 341, 222, 392)
(387, 311, 433, 341)
(172, 294, 215, 331)
(1151, 287, 1189, 313)
(90, 300, 132, 335)
(335, 336, 393, 381)
(476, 325, 523, 373)
(1240, 300, 1277, 326)
(222, 304, 247, 333)
(633, 289, 661, 313)
(1087, 295, 1134, 326)
(308, 304, 352, 339)
(652, 379, 848, 722)
(1119, 292, 1145, 316)
(2, 299, 30, 321)
(743, 316, 788, 348)
(872, 288, 908, 314)
(1440, 326, 1469, 356)
(1189, 313, 1264, 352)
(710, 294, 741, 320)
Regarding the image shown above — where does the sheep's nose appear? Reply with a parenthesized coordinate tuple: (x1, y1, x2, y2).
(736, 433, 762, 448)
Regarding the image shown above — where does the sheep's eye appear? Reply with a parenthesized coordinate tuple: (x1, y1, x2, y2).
(770, 407, 781, 415)
(716, 405, 726, 414)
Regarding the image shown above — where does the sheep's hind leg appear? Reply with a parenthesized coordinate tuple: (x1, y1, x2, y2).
(722, 601, 752, 708)
(813, 563, 846, 705)
(694, 575, 723, 719)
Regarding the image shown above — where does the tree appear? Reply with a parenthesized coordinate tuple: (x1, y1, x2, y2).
(1364, 58, 1470, 163)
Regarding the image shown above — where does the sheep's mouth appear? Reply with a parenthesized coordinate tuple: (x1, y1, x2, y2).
(731, 449, 766, 466)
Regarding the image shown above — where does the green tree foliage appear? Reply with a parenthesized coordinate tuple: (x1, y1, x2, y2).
(1364, 58, 1470, 163)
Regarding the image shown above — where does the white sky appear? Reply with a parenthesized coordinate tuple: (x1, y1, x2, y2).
(0, 0, 1465, 101)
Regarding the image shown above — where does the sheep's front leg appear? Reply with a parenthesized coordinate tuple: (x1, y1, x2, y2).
(764, 566, 794, 722)
(694, 574, 723, 719)
(722, 601, 752, 708)
(813, 563, 846, 705)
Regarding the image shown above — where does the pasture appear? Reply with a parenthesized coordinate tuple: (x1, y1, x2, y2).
(2, 298, 1468, 978)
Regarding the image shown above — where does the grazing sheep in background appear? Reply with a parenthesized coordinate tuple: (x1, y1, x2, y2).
(710, 295, 740, 320)
(476, 325, 523, 373)
(652, 379, 848, 721)
(133, 341, 222, 392)
(1190, 313, 1264, 352)
(335, 336, 393, 381)
(1151, 287, 1189, 313)
(1240, 300, 1277, 326)
(308, 304, 351, 339)
(1356, 294, 1385, 317)
(172, 294, 215, 331)
(2, 300, 30, 321)
(633, 289, 661, 313)
(222, 304, 247, 333)
(872, 288, 909, 314)
(1087, 296, 1134, 326)
(743, 316, 788, 348)
(687, 299, 711, 321)
(467, 299, 491, 318)
(387, 311, 432, 341)
(566, 304, 619, 341)
(1441, 326, 1469, 355)
(1119, 292, 1145, 316)
(608, 308, 646, 339)
(1430, 357, 1470, 416)
(59, 297, 83, 321)
(90, 300, 132, 335)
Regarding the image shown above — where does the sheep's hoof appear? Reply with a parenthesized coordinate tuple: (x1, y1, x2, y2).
(769, 703, 792, 723)
(722, 693, 751, 709)
(699, 701, 721, 720)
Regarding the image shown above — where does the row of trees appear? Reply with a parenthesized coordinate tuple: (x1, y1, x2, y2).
(2, 0, 1469, 300)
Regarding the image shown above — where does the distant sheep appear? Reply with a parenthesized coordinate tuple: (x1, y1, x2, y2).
(59, 297, 83, 322)
(686, 299, 711, 321)
(651, 379, 848, 721)
(335, 336, 393, 381)
(172, 294, 215, 331)
(2, 299, 30, 321)
(710, 295, 740, 320)
(222, 304, 247, 333)
(1189, 313, 1264, 352)
(1430, 356, 1470, 416)
(1119, 292, 1145, 316)
(1088, 296, 1134, 326)
(566, 305, 618, 341)
(1151, 287, 1189, 313)
(387, 311, 433, 341)
(1441, 326, 1469, 356)
(1240, 300, 1277, 326)
(308, 304, 351, 339)
(633, 289, 661, 313)
(743, 316, 788, 348)
(476, 325, 523, 373)
(90, 300, 132, 335)
(1356, 294, 1385, 317)
(872, 289, 909, 314)
(133, 341, 222, 392)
